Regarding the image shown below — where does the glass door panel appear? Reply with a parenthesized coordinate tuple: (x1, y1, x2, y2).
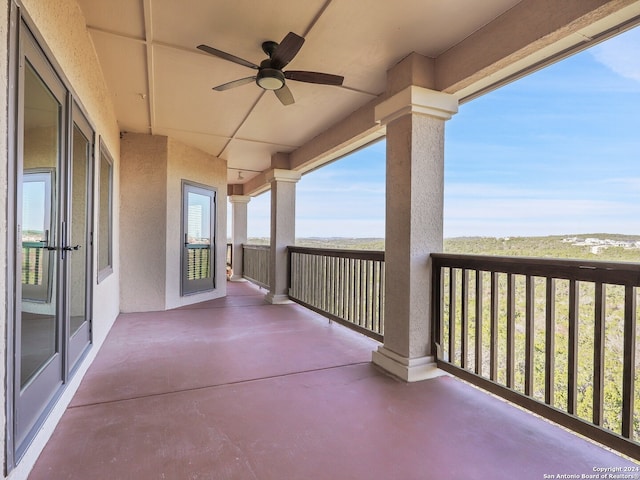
(20, 62, 61, 389)
(182, 183, 216, 295)
(16, 49, 66, 454)
(68, 117, 92, 369)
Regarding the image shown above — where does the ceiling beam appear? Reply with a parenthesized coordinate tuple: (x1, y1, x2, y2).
(216, 91, 266, 158)
(436, 0, 640, 98)
(143, 0, 155, 135)
(302, 0, 333, 37)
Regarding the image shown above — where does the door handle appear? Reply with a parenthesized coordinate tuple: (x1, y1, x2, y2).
(62, 245, 81, 251)
(39, 229, 55, 249)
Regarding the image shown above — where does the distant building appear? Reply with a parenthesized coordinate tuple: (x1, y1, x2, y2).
(188, 204, 202, 241)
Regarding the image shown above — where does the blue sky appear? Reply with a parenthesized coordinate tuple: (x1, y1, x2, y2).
(242, 26, 640, 239)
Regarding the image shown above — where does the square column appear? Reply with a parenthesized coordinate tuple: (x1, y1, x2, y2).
(228, 195, 250, 282)
(265, 169, 301, 304)
(372, 86, 458, 381)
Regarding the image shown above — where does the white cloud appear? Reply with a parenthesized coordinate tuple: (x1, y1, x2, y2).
(590, 27, 640, 82)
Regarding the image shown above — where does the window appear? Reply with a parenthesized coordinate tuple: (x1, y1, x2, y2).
(97, 141, 113, 281)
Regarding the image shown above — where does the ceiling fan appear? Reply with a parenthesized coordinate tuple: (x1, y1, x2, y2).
(197, 32, 344, 106)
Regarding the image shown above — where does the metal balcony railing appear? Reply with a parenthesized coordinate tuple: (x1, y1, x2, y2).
(288, 246, 384, 342)
(186, 244, 210, 280)
(242, 244, 270, 289)
(22, 242, 45, 285)
(431, 253, 640, 459)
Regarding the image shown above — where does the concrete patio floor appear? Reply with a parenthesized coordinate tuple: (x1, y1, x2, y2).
(28, 281, 636, 479)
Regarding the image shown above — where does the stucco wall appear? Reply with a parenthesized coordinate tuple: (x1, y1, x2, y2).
(120, 133, 168, 312)
(119, 135, 227, 312)
(166, 138, 227, 309)
(20, 0, 119, 154)
(5, 0, 121, 477)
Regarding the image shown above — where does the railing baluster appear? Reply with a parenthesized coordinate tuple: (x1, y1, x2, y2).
(433, 264, 442, 357)
(461, 269, 469, 370)
(475, 270, 483, 376)
(312, 254, 318, 308)
(593, 282, 606, 426)
(315, 254, 320, 308)
(290, 252, 297, 297)
(525, 275, 535, 396)
(368, 260, 373, 329)
(490, 272, 498, 382)
(329, 256, 335, 316)
(348, 258, 357, 325)
(449, 268, 457, 364)
(567, 279, 579, 415)
(313, 254, 318, 307)
(360, 260, 366, 327)
(25, 246, 32, 283)
(621, 285, 636, 439)
(545, 277, 556, 406)
(360, 259, 365, 327)
(361, 260, 367, 328)
(324, 255, 329, 312)
(375, 260, 380, 332)
(36, 246, 42, 284)
(319, 255, 323, 310)
(334, 256, 339, 317)
(506, 273, 515, 389)
(339, 257, 345, 320)
(380, 262, 385, 335)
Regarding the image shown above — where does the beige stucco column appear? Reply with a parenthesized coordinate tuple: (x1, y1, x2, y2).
(228, 195, 250, 282)
(372, 86, 458, 382)
(265, 169, 301, 304)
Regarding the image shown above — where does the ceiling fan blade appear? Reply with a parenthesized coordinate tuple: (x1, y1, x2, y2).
(284, 71, 344, 86)
(197, 44, 259, 70)
(212, 76, 256, 91)
(270, 32, 305, 70)
(274, 84, 295, 106)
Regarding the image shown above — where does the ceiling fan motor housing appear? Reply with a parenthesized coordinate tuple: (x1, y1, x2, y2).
(256, 67, 285, 90)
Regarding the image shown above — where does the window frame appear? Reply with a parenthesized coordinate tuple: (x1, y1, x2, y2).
(180, 180, 217, 296)
(96, 139, 113, 283)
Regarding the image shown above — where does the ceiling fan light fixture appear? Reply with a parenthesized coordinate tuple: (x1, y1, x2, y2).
(256, 68, 285, 90)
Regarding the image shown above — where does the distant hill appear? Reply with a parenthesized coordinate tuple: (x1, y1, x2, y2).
(244, 234, 640, 262)
(443, 234, 640, 262)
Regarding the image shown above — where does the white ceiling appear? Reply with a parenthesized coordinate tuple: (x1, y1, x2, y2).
(76, 0, 524, 184)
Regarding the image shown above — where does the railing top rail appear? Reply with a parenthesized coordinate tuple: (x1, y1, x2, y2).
(431, 253, 640, 286)
(242, 244, 270, 250)
(22, 241, 45, 247)
(288, 245, 384, 261)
